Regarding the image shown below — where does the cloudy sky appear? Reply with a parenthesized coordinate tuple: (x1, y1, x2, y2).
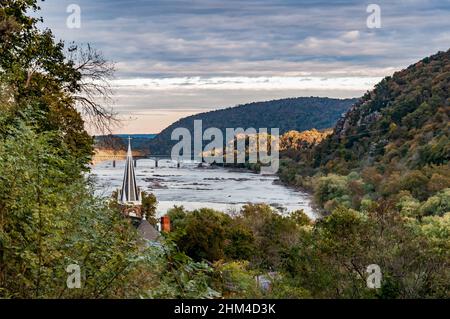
(38, 0, 450, 133)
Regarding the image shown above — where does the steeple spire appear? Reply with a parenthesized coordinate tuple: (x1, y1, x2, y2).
(119, 137, 141, 204)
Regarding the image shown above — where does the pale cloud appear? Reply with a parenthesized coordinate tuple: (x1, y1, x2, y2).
(112, 76, 381, 91)
(341, 30, 360, 41)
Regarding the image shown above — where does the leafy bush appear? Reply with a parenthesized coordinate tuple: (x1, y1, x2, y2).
(420, 188, 450, 217)
(212, 261, 260, 299)
(314, 174, 350, 210)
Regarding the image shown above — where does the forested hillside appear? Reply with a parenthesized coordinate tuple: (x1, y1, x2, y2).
(148, 97, 356, 154)
(280, 49, 449, 211)
(314, 50, 449, 172)
(272, 50, 449, 297)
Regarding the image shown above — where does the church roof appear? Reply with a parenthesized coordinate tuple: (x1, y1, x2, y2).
(137, 220, 160, 242)
(119, 138, 141, 204)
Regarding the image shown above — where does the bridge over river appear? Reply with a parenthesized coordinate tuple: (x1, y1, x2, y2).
(92, 154, 190, 168)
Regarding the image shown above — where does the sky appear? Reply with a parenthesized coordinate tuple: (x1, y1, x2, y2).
(37, 0, 450, 133)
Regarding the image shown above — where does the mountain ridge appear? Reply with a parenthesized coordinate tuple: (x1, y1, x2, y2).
(313, 49, 450, 173)
(148, 96, 357, 154)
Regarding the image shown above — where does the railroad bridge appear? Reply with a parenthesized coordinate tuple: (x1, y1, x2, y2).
(93, 154, 184, 168)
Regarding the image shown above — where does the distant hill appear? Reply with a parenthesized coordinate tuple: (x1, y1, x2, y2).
(148, 97, 357, 155)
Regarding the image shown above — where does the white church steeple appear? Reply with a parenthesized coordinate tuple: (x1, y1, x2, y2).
(119, 137, 141, 205)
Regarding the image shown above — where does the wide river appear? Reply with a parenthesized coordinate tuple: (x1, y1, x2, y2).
(90, 159, 317, 219)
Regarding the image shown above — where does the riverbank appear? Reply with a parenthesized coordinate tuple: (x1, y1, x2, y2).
(92, 148, 146, 165)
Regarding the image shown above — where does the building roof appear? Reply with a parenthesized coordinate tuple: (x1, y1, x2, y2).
(137, 219, 161, 242)
(119, 138, 141, 204)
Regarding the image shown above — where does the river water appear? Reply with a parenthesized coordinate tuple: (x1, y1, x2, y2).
(90, 159, 317, 219)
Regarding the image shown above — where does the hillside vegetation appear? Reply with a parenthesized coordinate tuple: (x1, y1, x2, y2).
(271, 50, 449, 297)
(315, 50, 449, 172)
(279, 49, 449, 210)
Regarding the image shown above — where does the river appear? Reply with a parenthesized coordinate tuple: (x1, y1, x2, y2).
(90, 159, 317, 219)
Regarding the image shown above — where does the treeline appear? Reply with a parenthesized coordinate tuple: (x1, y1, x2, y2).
(164, 203, 448, 298)
(205, 129, 331, 172)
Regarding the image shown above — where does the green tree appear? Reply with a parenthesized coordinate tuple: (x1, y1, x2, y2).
(420, 188, 450, 217)
(142, 191, 158, 225)
(1, 1, 115, 165)
(174, 208, 230, 262)
(0, 123, 137, 298)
